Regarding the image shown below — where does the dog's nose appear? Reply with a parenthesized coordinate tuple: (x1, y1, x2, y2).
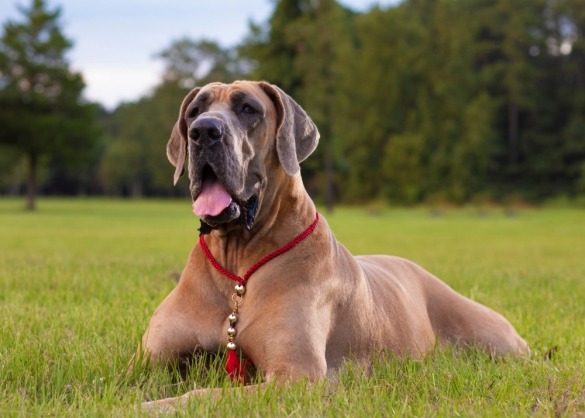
(189, 117, 223, 146)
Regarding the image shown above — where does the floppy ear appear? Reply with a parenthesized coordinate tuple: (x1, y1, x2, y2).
(259, 82, 319, 176)
(166, 87, 201, 185)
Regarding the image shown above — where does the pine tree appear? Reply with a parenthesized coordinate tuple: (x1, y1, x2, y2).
(0, 0, 97, 210)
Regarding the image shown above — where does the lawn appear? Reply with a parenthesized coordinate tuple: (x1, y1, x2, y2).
(1, 198, 584, 416)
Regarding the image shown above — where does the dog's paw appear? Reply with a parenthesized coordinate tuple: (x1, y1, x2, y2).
(141, 398, 180, 414)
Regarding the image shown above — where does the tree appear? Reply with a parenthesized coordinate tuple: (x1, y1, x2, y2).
(531, 0, 585, 198)
(157, 38, 249, 89)
(241, 0, 307, 94)
(0, 0, 97, 210)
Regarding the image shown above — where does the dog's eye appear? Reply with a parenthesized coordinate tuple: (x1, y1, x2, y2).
(241, 104, 257, 115)
(188, 106, 199, 119)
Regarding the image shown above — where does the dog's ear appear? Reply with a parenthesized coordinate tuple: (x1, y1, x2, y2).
(167, 87, 201, 185)
(259, 82, 319, 176)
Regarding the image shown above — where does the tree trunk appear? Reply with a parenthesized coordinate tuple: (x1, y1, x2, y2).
(508, 99, 519, 165)
(26, 153, 37, 211)
(131, 179, 143, 198)
(324, 138, 335, 213)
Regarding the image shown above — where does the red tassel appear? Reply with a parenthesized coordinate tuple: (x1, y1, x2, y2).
(226, 350, 247, 382)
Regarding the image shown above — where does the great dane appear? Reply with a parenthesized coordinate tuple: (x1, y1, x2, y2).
(140, 81, 528, 409)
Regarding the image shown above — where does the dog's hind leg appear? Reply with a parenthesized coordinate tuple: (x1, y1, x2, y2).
(422, 272, 529, 357)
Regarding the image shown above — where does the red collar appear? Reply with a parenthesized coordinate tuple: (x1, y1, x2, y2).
(199, 212, 320, 285)
(198, 212, 320, 380)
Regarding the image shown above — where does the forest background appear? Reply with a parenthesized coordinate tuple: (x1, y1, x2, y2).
(1, 0, 584, 210)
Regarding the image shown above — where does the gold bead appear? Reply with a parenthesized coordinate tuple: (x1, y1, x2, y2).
(227, 341, 237, 350)
(228, 313, 238, 323)
(227, 327, 237, 337)
(234, 283, 246, 296)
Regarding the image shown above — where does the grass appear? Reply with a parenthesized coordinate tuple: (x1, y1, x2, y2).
(0, 198, 584, 416)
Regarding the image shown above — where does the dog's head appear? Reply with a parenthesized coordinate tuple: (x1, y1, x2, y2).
(167, 81, 319, 231)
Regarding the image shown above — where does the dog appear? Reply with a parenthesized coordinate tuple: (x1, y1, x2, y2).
(140, 81, 528, 409)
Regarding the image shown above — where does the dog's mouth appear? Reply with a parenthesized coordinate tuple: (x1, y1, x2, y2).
(192, 166, 233, 218)
(192, 165, 258, 233)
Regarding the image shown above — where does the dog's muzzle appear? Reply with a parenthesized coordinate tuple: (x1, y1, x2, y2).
(189, 117, 259, 234)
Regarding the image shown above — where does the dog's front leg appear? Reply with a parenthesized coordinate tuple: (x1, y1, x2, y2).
(139, 284, 225, 367)
(140, 336, 327, 412)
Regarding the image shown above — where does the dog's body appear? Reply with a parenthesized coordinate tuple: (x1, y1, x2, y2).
(141, 81, 528, 408)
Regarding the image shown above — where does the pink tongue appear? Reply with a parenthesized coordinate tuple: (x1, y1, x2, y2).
(192, 178, 233, 217)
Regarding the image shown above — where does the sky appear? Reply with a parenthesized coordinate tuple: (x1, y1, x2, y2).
(0, 0, 399, 109)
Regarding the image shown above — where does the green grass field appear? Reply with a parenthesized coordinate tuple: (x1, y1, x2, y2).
(1, 198, 584, 417)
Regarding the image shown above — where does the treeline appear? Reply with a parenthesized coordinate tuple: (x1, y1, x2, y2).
(2, 0, 585, 206)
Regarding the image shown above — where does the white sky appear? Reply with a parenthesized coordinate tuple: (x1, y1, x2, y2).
(0, 0, 399, 109)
